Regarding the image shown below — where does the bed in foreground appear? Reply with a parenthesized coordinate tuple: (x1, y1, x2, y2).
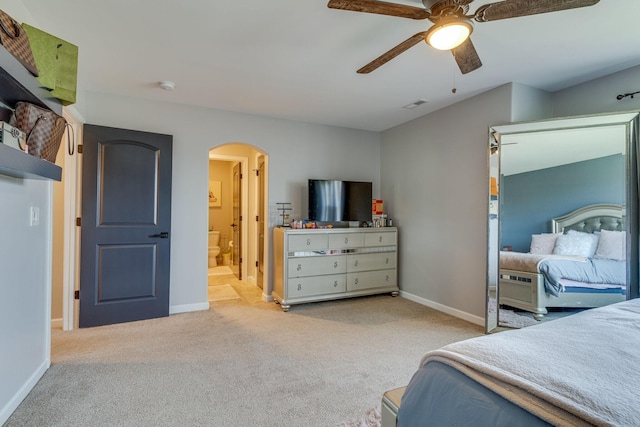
(394, 298, 640, 426)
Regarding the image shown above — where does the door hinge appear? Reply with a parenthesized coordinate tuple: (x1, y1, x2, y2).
(256, 215, 259, 222)
(255, 261, 259, 267)
(74, 290, 80, 300)
(77, 144, 83, 154)
(76, 217, 81, 226)
(255, 169, 259, 176)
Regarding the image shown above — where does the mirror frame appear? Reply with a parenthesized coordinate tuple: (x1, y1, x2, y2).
(486, 111, 640, 333)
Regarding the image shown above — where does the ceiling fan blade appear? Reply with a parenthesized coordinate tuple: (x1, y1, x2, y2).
(357, 32, 427, 74)
(327, 0, 430, 20)
(452, 38, 482, 74)
(473, 0, 599, 22)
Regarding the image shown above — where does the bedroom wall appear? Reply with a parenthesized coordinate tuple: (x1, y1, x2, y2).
(501, 155, 626, 252)
(0, 178, 52, 424)
(380, 66, 640, 323)
(380, 84, 518, 323)
(82, 92, 382, 312)
(553, 65, 640, 116)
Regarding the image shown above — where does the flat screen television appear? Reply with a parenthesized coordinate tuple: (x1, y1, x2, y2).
(308, 179, 372, 222)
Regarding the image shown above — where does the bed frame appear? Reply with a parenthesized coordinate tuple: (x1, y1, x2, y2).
(499, 203, 626, 320)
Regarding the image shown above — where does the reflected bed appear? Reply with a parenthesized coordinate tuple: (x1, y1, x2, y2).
(499, 204, 626, 320)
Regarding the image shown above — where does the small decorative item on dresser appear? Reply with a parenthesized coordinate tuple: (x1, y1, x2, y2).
(9, 101, 67, 163)
(0, 9, 39, 76)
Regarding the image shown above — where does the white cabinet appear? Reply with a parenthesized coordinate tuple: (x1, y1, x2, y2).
(273, 227, 398, 311)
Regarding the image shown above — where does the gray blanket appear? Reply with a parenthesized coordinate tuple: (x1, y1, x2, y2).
(409, 299, 640, 426)
(539, 258, 626, 296)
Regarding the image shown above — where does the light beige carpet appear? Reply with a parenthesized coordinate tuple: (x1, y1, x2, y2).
(5, 294, 483, 427)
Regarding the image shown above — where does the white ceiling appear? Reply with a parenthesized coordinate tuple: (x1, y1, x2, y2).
(19, 0, 640, 132)
(500, 125, 626, 176)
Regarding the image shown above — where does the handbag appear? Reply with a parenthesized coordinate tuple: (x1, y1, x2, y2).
(22, 23, 78, 105)
(0, 9, 39, 76)
(9, 101, 67, 163)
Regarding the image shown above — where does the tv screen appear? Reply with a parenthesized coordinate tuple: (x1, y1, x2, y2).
(308, 180, 372, 222)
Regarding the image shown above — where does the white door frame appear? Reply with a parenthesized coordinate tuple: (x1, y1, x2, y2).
(209, 153, 249, 282)
(61, 107, 84, 331)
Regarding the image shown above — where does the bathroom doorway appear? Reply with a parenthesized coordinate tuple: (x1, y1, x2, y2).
(208, 144, 268, 298)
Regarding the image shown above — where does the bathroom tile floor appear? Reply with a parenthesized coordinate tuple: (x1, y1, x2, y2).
(208, 266, 233, 276)
(208, 268, 264, 305)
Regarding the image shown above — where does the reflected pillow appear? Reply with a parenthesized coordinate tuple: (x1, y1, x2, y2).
(594, 230, 626, 261)
(553, 230, 600, 257)
(530, 233, 562, 255)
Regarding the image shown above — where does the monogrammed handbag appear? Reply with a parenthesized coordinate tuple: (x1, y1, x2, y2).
(9, 102, 66, 162)
(0, 9, 39, 76)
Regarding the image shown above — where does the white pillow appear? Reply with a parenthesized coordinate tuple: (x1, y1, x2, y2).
(552, 230, 600, 257)
(530, 233, 562, 255)
(594, 229, 626, 261)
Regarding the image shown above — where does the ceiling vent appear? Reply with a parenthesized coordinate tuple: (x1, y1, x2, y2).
(402, 99, 428, 110)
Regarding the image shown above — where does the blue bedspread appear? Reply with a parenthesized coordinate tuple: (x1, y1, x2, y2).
(538, 258, 626, 296)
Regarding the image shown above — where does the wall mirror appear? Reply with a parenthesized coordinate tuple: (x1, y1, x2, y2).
(486, 112, 639, 333)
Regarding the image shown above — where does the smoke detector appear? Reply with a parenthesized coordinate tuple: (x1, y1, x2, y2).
(159, 81, 176, 91)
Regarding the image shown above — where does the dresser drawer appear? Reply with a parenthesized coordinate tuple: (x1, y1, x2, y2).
(287, 274, 347, 298)
(328, 233, 365, 249)
(288, 233, 328, 251)
(347, 269, 396, 291)
(365, 232, 397, 247)
(348, 252, 396, 272)
(287, 255, 346, 278)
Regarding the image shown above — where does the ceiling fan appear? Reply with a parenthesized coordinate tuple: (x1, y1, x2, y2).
(327, 0, 600, 74)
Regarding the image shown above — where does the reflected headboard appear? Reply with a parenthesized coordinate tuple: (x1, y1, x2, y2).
(551, 203, 625, 233)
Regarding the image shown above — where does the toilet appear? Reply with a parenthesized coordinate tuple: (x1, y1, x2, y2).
(208, 230, 221, 267)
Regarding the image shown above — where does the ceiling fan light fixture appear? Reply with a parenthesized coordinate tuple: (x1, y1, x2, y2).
(425, 17, 473, 50)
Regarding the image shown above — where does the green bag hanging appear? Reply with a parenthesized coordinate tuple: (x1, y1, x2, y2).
(22, 23, 78, 106)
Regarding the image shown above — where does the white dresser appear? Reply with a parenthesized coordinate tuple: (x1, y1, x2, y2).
(273, 227, 398, 311)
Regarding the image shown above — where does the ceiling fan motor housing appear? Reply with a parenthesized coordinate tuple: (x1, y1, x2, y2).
(423, 0, 471, 20)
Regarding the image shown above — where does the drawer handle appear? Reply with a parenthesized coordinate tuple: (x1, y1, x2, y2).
(385, 274, 389, 282)
(306, 238, 311, 246)
(334, 280, 338, 287)
(355, 278, 359, 285)
(385, 258, 389, 264)
(378, 236, 383, 243)
(354, 260, 358, 267)
(333, 261, 338, 268)
(297, 284, 302, 291)
(344, 237, 348, 244)
(297, 264, 302, 271)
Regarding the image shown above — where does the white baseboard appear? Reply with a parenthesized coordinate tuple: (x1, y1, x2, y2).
(51, 318, 63, 330)
(0, 358, 50, 425)
(399, 291, 484, 327)
(169, 302, 210, 315)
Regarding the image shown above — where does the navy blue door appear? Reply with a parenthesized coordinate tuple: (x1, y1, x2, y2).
(79, 124, 172, 327)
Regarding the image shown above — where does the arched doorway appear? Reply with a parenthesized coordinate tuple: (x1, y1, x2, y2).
(208, 143, 269, 301)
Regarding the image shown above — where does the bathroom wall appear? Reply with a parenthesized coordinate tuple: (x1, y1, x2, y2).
(208, 159, 234, 254)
